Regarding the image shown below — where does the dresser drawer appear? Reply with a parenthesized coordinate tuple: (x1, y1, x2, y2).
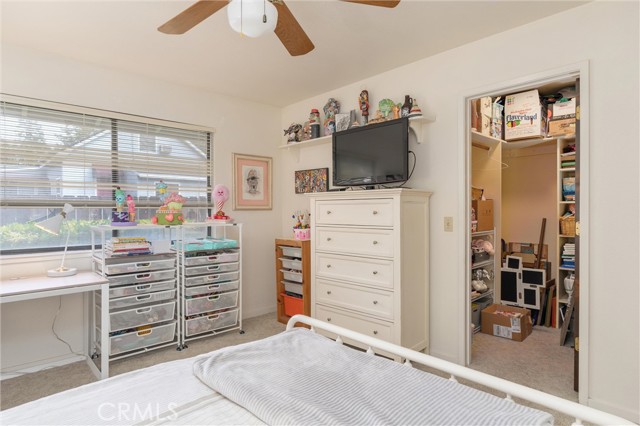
(184, 280, 239, 297)
(107, 269, 176, 287)
(315, 280, 393, 320)
(109, 279, 176, 299)
(185, 290, 238, 316)
(184, 250, 239, 266)
(101, 289, 176, 310)
(185, 309, 238, 337)
(316, 253, 393, 289)
(185, 262, 239, 276)
(99, 257, 175, 276)
(315, 227, 394, 257)
(315, 305, 393, 342)
(100, 301, 176, 332)
(185, 271, 239, 287)
(315, 199, 394, 227)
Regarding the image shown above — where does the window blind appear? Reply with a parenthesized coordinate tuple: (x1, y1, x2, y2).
(0, 100, 214, 208)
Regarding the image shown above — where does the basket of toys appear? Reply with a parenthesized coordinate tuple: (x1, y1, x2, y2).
(560, 215, 576, 236)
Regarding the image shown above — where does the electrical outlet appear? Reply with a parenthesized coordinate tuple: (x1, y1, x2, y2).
(444, 216, 453, 232)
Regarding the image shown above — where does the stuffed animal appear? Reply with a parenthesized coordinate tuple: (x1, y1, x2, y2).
(212, 184, 230, 220)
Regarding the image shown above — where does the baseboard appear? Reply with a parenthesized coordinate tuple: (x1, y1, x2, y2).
(428, 349, 459, 364)
(242, 306, 276, 320)
(0, 354, 85, 381)
(587, 397, 639, 424)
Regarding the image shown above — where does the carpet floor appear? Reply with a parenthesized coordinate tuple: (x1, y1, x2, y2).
(1, 314, 576, 424)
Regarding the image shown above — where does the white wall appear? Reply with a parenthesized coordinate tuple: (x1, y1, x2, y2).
(0, 44, 283, 370)
(279, 2, 639, 421)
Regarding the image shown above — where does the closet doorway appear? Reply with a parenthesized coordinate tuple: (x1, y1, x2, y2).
(460, 63, 589, 402)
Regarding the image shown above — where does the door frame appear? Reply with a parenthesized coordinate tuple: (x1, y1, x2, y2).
(457, 61, 590, 403)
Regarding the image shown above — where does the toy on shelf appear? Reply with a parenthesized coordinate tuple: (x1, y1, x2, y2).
(111, 187, 137, 226)
(155, 180, 168, 203)
(152, 192, 186, 225)
(292, 210, 310, 240)
(126, 195, 136, 222)
(207, 184, 233, 223)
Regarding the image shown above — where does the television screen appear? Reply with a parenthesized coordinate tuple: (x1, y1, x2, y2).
(332, 118, 409, 187)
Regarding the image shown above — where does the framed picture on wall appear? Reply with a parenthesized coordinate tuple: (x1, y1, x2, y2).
(295, 167, 329, 194)
(233, 153, 272, 210)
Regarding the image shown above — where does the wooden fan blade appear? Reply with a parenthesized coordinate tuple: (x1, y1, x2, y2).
(341, 0, 400, 7)
(158, 1, 229, 34)
(273, 1, 314, 56)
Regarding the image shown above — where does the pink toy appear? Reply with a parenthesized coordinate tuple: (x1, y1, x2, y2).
(126, 195, 136, 222)
(212, 184, 230, 220)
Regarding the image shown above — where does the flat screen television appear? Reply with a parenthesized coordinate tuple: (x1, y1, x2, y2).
(332, 118, 409, 188)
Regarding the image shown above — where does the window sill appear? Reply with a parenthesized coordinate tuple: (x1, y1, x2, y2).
(0, 250, 92, 266)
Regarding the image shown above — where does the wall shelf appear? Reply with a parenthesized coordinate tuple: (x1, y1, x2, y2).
(472, 131, 576, 152)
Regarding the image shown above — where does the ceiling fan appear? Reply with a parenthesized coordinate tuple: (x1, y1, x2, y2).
(158, 0, 400, 57)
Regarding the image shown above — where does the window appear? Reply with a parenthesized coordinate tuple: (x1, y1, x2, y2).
(0, 96, 214, 254)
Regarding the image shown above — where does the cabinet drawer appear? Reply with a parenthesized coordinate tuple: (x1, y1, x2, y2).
(315, 227, 394, 257)
(185, 262, 239, 276)
(315, 280, 393, 320)
(99, 257, 175, 276)
(102, 301, 176, 332)
(110, 322, 176, 356)
(184, 250, 239, 266)
(315, 305, 393, 342)
(185, 271, 239, 287)
(102, 289, 176, 310)
(185, 309, 238, 337)
(184, 280, 239, 297)
(279, 246, 302, 259)
(315, 199, 394, 227)
(279, 257, 302, 270)
(186, 290, 238, 316)
(316, 253, 393, 289)
(280, 269, 302, 283)
(109, 279, 176, 299)
(107, 269, 176, 286)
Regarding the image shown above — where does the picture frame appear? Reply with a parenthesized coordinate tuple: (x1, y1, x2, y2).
(233, 153, 272, 210)
(295, 167, 329, 194)
(335, 113, 350, 132)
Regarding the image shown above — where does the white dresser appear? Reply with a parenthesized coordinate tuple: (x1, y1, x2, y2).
(308, 188, 431, 352)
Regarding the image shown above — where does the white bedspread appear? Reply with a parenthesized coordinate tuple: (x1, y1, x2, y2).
(194, 328, 554, 426)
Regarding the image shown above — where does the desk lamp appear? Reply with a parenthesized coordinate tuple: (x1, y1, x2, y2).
(35, 203, 77, 277)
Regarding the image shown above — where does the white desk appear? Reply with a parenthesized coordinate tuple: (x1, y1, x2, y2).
(0, 271, 110, 379)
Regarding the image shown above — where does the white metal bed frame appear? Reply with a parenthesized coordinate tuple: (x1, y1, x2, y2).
(286, 315, 634, 426)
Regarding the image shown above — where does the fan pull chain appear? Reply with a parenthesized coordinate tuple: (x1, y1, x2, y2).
(263, 0, 267, 23)
(240, 0, 243, 35)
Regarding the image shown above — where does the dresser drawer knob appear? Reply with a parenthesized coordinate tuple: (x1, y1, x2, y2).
(372, 210, 378, 215)
(372, 271, 378, 275)
(327, 317, 331, 322)
(327, 237, 332, 242)
(326, 264, 332, 268)
(327, 290, 332, 295)
(327, 210, 332, 215)
(372, 240, 378, 245)
(373, 330, 378, 335)
(373, 300, 378, 305)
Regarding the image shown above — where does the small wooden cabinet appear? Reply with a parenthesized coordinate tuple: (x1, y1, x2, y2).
(275, 238, 311, 324)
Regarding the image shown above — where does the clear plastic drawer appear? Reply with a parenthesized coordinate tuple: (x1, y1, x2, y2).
(184, 250, 239, 266)
(279, 246, 302, 259)
(104, 289, 176, 310)
(99, 257, 175, 276)
(185, 271, 239, 287)
(102, 301, 176, 332)
(185, 262, 239, 276)
(185, 309, 238, 337)
(110, 322, 176, 355)
(107, 269, 176, 286)
(109, 279, 176, 299)
(283, 280, 303, 296)
(280, 269, 303, 283)
(184, 281, 239, 297)
(279, 257, 302, 270)
(186, 291, 238, 316)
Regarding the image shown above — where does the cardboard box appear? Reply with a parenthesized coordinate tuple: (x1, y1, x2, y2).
(481, 304, 533, 342)
(547, 118, 576, 137)
(507, 242, 548, 261)
(548, 98, 576, 120)
(491, 100, 504, 140)
(504, 90, 547, 141)
(471, 199, 494, 231)
(472, 97, 492, 135)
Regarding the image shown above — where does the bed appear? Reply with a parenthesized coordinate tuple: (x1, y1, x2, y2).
(0, 315, 633, 426)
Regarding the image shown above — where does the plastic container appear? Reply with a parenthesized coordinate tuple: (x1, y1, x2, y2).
(279, 257, 302, 270)
(185, 309, 239, 337)
(280, 269, 303, 283)
(279, 246, 302, 259)
(282, 293, 304, 317)
(283, 280, 303, 296)
(185, 290, 238, 316)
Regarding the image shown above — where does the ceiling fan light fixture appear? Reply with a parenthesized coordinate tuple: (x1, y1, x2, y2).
(227, 0, 278, 38)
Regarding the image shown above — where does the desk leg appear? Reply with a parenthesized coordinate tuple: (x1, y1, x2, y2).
(100, 283, 109, 379)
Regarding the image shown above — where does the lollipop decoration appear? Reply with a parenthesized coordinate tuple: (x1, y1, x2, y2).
(208, 184, 233, 223)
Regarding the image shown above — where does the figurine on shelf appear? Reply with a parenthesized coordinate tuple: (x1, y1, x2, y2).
(359, 90, 369, 125)
(208, 184, 233, 223)
(378, 98, 395, 119)
(309, 108, 321, 139)
(401, 95, 413, 118)
(126, 195, 136, 222)
(152, 192, 186, 225)
(301, 121, 312, 141)
(368, 110, 386, 124)
(284, 123, 303, 143)
(392, 104, 401, 119)
(408, 98, 423, 117)
(155, 180, 168, 203)
(292, 210, 310, 240)
(323, 98, 340, 135)
(115, 187, 125, 212)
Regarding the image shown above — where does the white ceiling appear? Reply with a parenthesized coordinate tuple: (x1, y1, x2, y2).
(1, 1, 586, 107)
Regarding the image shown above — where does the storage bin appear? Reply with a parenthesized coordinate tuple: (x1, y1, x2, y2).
(106, 269, 176, 287)
(279, 257, 302, 270)
(109, 279, 176, 299)
(99, 257, 175, 275)
(182, 239, 238, 252)
(105, 289, 176, 310)
(185, 309, 238, 337)
(560, 216, 576, 236)
(184, 250, 239, 266)
(185, 262, 239, 276)
(185, 271, 239, 287)
(185, 280, 239, 297)
(186, 290, 239, 316)
(283, 280, 303, 296)
(103, 301, 176, 332)
(279, 246, 302, 259)
(110, 322, 176, 355)
(282, 293, 304, 317)
(280, 269, 303, 283)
